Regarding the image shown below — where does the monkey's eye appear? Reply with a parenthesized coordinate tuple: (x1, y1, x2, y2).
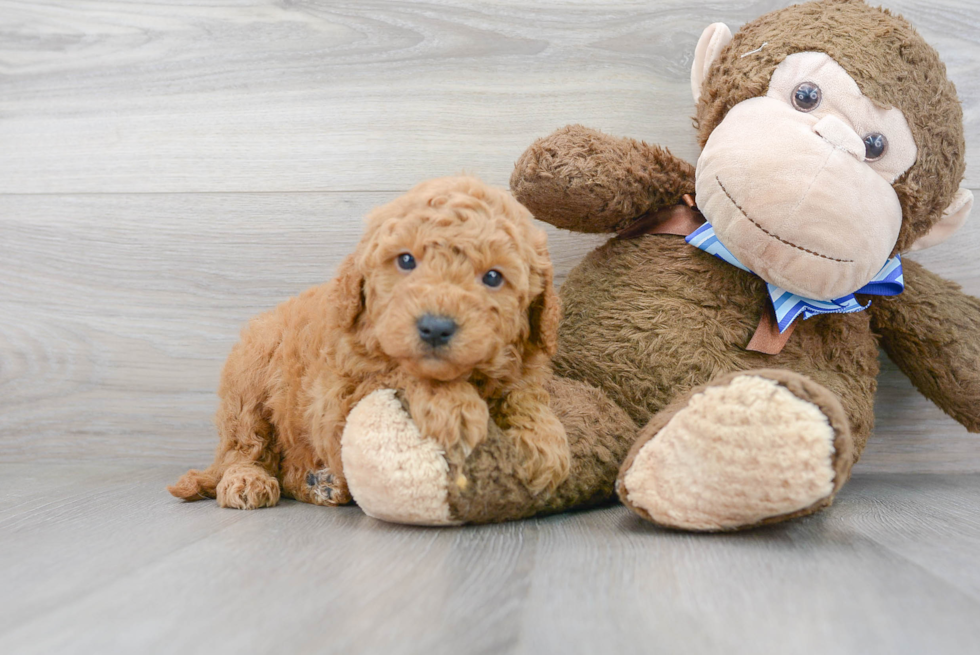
(395, 253, 416, 272)
(481, 270, 504, 288)
(863, 133, 887, 161)
(791, 82, 821, 112)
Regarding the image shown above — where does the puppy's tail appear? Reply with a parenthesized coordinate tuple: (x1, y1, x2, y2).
(168, 467, 220, 501)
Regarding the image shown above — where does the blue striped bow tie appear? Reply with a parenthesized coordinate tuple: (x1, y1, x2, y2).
(686, 222, 904, 333)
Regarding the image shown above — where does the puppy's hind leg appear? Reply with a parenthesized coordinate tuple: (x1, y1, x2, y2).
(214, 463, 280, 510)
(169, 401, 281, 509)
(168, 343, 282, 509)
(280, 450, 352, 507)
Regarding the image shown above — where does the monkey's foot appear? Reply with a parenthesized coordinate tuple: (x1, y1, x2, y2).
(341, 389, 462, 526)
(617, 370, 854, 531)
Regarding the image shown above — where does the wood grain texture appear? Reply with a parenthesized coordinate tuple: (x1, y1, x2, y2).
(0, 0, 977, 193)
(1, 190, 977, 469)
(1, 465, 979, 655)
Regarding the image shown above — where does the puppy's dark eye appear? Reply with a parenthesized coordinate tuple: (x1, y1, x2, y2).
(791, 82, 821, 112)
(863, 133, 887, 161)
(396, 253, 416, 272)
(482, 270, 504, 288)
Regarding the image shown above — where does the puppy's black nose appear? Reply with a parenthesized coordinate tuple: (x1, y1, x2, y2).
(417, 314, 457, 348)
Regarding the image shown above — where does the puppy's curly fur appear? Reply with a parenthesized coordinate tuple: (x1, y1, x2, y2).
(169, 176, 569, 509)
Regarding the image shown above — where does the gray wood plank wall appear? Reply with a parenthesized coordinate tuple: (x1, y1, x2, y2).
(1, 0, 978, 472)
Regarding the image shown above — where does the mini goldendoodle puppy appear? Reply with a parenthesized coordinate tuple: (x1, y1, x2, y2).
(169, 176, 569, 509)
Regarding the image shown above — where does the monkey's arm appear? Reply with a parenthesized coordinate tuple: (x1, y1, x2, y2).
(510, 124, 696, 233)
(869, 258, 980, 432)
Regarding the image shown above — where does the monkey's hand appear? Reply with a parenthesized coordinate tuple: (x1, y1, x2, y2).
(510, 124, 696, 234)
(869, 258, 980, 432)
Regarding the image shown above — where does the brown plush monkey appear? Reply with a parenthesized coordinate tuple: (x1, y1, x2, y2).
(509, 0, 979, 529)
(340, 0, 979, 530)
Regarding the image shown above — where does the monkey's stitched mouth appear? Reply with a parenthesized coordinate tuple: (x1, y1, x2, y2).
(715, 176, 854, 263)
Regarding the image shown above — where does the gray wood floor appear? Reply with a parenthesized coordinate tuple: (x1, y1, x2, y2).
(2, 1, 979, 653)
(2, 465, 980, 655)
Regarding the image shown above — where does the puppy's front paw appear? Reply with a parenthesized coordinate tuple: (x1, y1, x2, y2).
(513, 415, 570, 495)
(405, 383, 489, 458)
(457, 394, 490, 456)
(341, 390, 461, 525)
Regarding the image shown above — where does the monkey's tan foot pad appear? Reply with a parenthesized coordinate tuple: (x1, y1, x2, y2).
(617, 372, 853, 531)
(342, 389, 462, 526)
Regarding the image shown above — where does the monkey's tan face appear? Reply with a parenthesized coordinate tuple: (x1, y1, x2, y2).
(695, 52, 917, 300)
(358, 208, 537, 383)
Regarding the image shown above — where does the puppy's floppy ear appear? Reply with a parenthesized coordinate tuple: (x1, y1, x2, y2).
(528, 257, 561, 357)
(328, 252, 365, 331)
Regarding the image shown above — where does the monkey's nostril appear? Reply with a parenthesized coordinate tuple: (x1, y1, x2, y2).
(417, 314, 457, 348)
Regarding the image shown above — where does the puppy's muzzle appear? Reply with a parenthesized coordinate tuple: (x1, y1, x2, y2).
(417, 314, 457, 348)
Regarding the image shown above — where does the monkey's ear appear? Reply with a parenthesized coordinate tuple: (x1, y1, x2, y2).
(909, 188, 974, 252)
(691, 23, 732, 103)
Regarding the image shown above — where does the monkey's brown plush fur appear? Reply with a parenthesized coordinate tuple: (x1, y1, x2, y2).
(336, 0, 978, 530)
(511, 0, 979, 530)
(169, 176, 570, 509)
